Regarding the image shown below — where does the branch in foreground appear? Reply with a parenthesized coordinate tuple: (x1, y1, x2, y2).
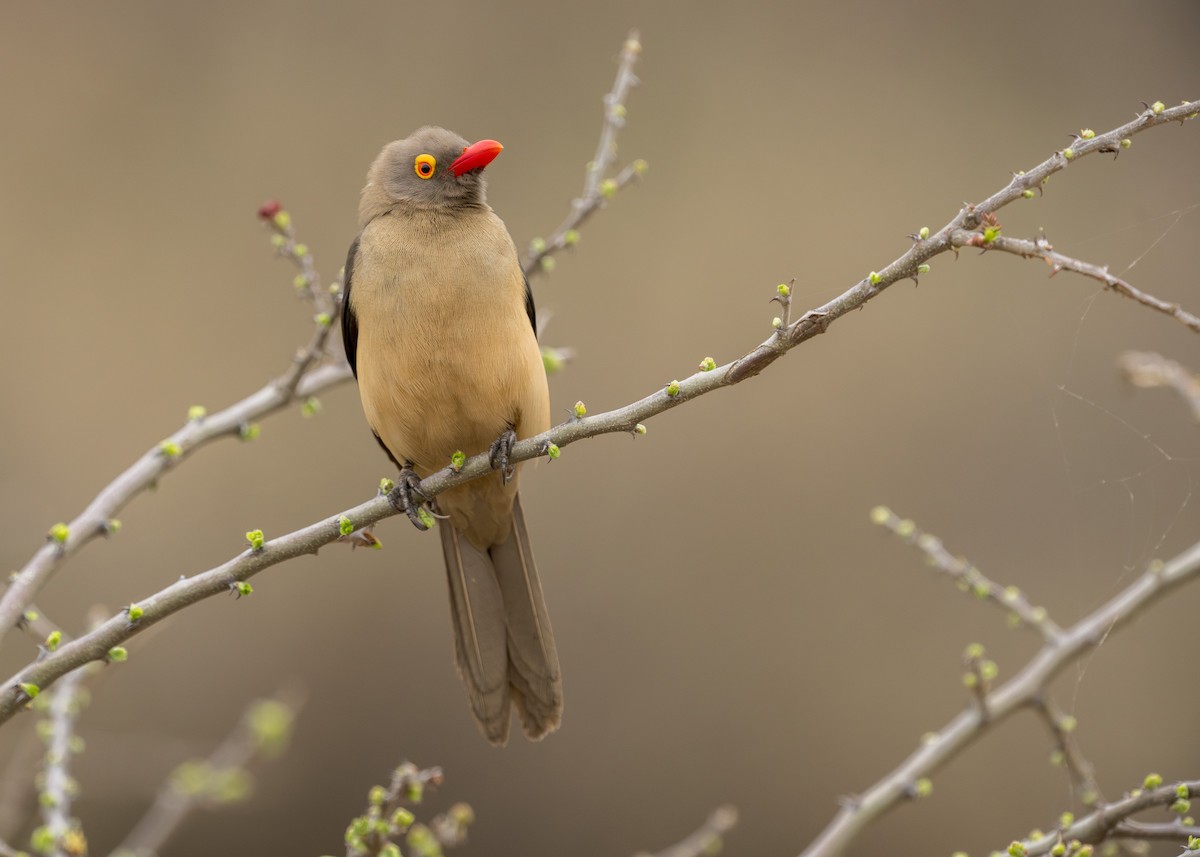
(796, 517, 1200, 857)
(109, 689, 300, 857)
(1, 99, 1197, 725)
(953, 231, 1200, 333)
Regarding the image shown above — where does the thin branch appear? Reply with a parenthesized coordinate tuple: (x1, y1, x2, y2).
(872, 507, 1064, 643)
(637, 806, 739, 857)
(1, 100, 1197, 726)
(952, 231, 1200, 333)
(109, 688, 302, 857)
(0, 837, 25, 857)
(798, 538, 1200, 857)
(1111, 820, 1200, 842)
(1013, 779, 1200, 856)
(1032, 696, 1104, 808)
(521, 30, 646, 278)
(1119, 351, 1200, 421)
(343, 762, 448, 857)
(39, 666, 90, 857)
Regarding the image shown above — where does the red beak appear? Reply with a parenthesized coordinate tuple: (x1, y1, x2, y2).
(451, 139, 503, 176)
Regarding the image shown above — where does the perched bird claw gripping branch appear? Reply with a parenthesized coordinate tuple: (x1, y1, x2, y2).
(341, 127, 562, 746)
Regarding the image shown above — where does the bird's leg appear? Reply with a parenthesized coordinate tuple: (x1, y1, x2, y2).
(387, 462, 430, 530)
(488, 426, 517, 484)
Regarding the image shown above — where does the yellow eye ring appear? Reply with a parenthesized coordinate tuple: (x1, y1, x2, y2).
(414, 154, 436, 179)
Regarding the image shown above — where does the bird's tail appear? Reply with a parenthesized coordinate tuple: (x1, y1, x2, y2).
(439, 493, 562, 745)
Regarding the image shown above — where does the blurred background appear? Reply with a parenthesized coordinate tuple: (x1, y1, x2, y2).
(1, 1, 1198, 855)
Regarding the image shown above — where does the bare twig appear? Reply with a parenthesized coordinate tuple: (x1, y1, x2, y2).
(109, 688, 301, 857)
(872, 507, 1064, 642)
(1032, 696, 1104, 808)
(798, 535, 1200, 857)
(637, 806, 739, 857)
(952, 231, 1200, 334)
(1119, 351, 1200, 420)
(2, 101, 1197, 726)
(1011, 779, 1200, 856)
(521, 30, 646, 278)
(39, 665, 90, 857)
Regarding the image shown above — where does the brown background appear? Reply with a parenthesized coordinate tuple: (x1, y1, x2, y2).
(1, 2, 1199, 855)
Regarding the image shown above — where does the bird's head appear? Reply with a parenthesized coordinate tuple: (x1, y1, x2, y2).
(359, 126, 503, 223)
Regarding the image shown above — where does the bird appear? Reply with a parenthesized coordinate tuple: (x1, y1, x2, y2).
(340, 126, 561, 745)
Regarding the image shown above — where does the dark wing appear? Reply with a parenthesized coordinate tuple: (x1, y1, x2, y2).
(523, 274, 536, 335)
(341, 234, 362, 378)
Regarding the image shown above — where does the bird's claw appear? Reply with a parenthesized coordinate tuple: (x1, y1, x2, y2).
(488, 427, 517, 484)
(387, 464, 430, 530)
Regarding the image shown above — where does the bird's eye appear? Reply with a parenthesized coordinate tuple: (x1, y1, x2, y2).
(414, 154, 436, 179)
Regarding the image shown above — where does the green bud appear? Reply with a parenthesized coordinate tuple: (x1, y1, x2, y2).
(983, 226, 1001, 243)
(634, 423, 647, 435)
(980, 660, 999, 681)
(633, 158, 649, 175)
(1022, 189, 1035, 199)
(869, 271, 882, 285)
(293, 243, 309, 257)
(869, 506, 892, 524)
(1080, 129, 1095, 139)
(573, 400, 587, 418)
(48, 522, 69, 544)
(1170, 798, 1190, 815)
(1062, 148, 1075, 160)
(1120, 138, 1132, 149)
(1142, 773, 1163, 790)
(379, 477, 395, 494)
(917, 263, 931, 274)
(1059, 812, 1074, 828)
(392, 808, 415, 829)
(159, 440, 182, 458)
(107, 646, 128, 662)
(1151, 101, 1165, 114)
(187, 405, 207, 421)
(416, 507, 435, 529)
(772, 316, 783, 329)
(666, 380, 680, 397)
(1051, 844, 1066, 857)
(1002, 586, 1020, 603)
(563, 229, 581, 246)
(1049, 749, 1064, 767)
(1179, 784, 1191, 798)
(541, 346, 567, 375)
(233, 581, 253, 597)
(1058, 715, 1076, 733)
(529, 237, 546, 254)
(964, 642, 986, 660)
(962, 672, 978, 689)
(369, 785, 387, 806)
(1008, 842, 1027, 857)
(240, 423, 261, 441)
(106, 518, 122, 533)
(450, 450, 466, 471)
(599, 178, 618, 199)
(246, 699, 294, 756)
(246, 529, 265, 550)
(776, 283, 790, 297)
(380, 845, 401, 857)
(301, 396, 321, 418)
(406, 780, 424, 803)
(273, 211, 292, 229)
(546, 443, 561, 460)
(314, 312, 332, 327)
(1186, 835, 1200, 851)
(269, 233, 287, 248)
(127, 604, 145, 621)
(918, 226, 930, 240)
(338, 515, 355, 536)
(449, 802, 475, 825)
(45, 631, 62, 651)
(914, 778, 932, 798)
(30, 826, 54, 854)
(293, 274, 308, 290)
(540, 256, 556, 273)
(19, 682, 39, 699)
(698, 357, 716, 372)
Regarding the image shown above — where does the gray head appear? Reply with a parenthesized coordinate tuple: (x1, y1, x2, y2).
(358, 126, 503, 225)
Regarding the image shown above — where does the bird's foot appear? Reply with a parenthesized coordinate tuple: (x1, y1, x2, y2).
(488, 427, 517, 484)
(387, 464, 430, 531)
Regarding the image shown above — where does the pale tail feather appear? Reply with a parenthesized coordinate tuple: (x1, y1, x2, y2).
(439, 493, 563, 744)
